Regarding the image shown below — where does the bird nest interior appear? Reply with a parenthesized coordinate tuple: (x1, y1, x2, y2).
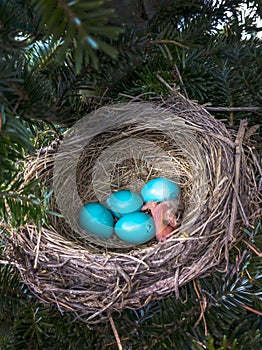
(6, 96, 261, 324)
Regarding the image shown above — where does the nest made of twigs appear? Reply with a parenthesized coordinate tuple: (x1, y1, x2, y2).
(6, 96, 261, 324)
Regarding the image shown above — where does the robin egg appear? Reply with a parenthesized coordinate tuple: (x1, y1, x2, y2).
(114, 212, 155, 245)
(141, 177, 179, 203)
(79, 202, 114, 239)
(106, 190, 143, 218)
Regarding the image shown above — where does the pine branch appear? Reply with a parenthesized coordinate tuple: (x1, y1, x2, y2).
(32, 0, 123, 72)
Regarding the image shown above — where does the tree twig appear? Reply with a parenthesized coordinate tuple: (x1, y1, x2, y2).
(243, 239, 262, 257)
(156, 74, 179, 95)
(236, 302, 262, 316)
(228, 119, 247, 241)
(174, 64, 189, 99)
(148, 39, 189, 49)
(204, 106, 261, 112)
(34, 230, 42, 269)
(193, 280, 208, 336)
(159, 43, 189, 99)
(109, 314, 123, 350)
(232, 184, 249, 227)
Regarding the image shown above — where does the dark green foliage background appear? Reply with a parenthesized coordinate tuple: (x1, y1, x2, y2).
(0, 0, 261, 349)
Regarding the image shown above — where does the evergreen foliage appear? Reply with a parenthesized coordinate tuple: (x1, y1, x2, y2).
(113, 2, 262, 125)
(0, 0, 261, 349)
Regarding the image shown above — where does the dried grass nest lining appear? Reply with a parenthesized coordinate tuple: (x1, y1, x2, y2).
(9, 96, 260, 323)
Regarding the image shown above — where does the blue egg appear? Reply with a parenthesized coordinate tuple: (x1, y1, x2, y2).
(141, 177, 179, 203)
(114, 212, 155, 245)
(106, 190, 143, 218)
(79, 202, 114, 239)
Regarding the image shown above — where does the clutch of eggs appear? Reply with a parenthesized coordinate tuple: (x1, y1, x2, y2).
(78, 177, 179, 245)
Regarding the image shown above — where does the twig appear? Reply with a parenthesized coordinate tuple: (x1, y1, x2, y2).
(156, 74, 179, 95)
(226, 250, 248, 284)
(34, 230, 42, 269)
(243, 239, 262, 257)
(118, 92, 156, 100)
(228, 119, 247, 241)
(193, 280, 208, 336)
(0, 260, 20, 268)
(148, 39, 189, 49)
(174, 64, 188, 98)
(109, 314, 123, 350)
(236, 303, 262, 316)
(249, 146, 262, 177)
(204, 107, 261, 112)
(159, 43, 189, 99)
(232, 184, 249, 227)
(174, 267, 180, 299)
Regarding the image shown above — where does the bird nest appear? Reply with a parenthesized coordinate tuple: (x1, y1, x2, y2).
(6, 96, 261, 324)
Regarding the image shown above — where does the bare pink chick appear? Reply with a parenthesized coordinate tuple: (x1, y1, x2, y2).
(142, 201, 180, 242)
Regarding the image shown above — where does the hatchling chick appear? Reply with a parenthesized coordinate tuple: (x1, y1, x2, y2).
(142, 200, 182, 242)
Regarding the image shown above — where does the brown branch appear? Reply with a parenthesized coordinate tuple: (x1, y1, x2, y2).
(34, 230, 42, 269)
(243, 239, 262, 257)
(232, 184, 250, 227)
(174, 64, 189, 99)
(148, 39, 189, 49)
(228, 119, 247, 241)
(193, 280, 208, 336)
(205, 107, 261, 112)
(109, 314, 123, 350)
(236, 303, 262, 316)
(156, 74, 179, 95)
(158, 43, 189, 99)
(0, 260, 20, 268)
(174, 267, 180, 299)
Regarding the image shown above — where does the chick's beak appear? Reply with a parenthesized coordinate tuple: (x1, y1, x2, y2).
(142, 201, 178, 242)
